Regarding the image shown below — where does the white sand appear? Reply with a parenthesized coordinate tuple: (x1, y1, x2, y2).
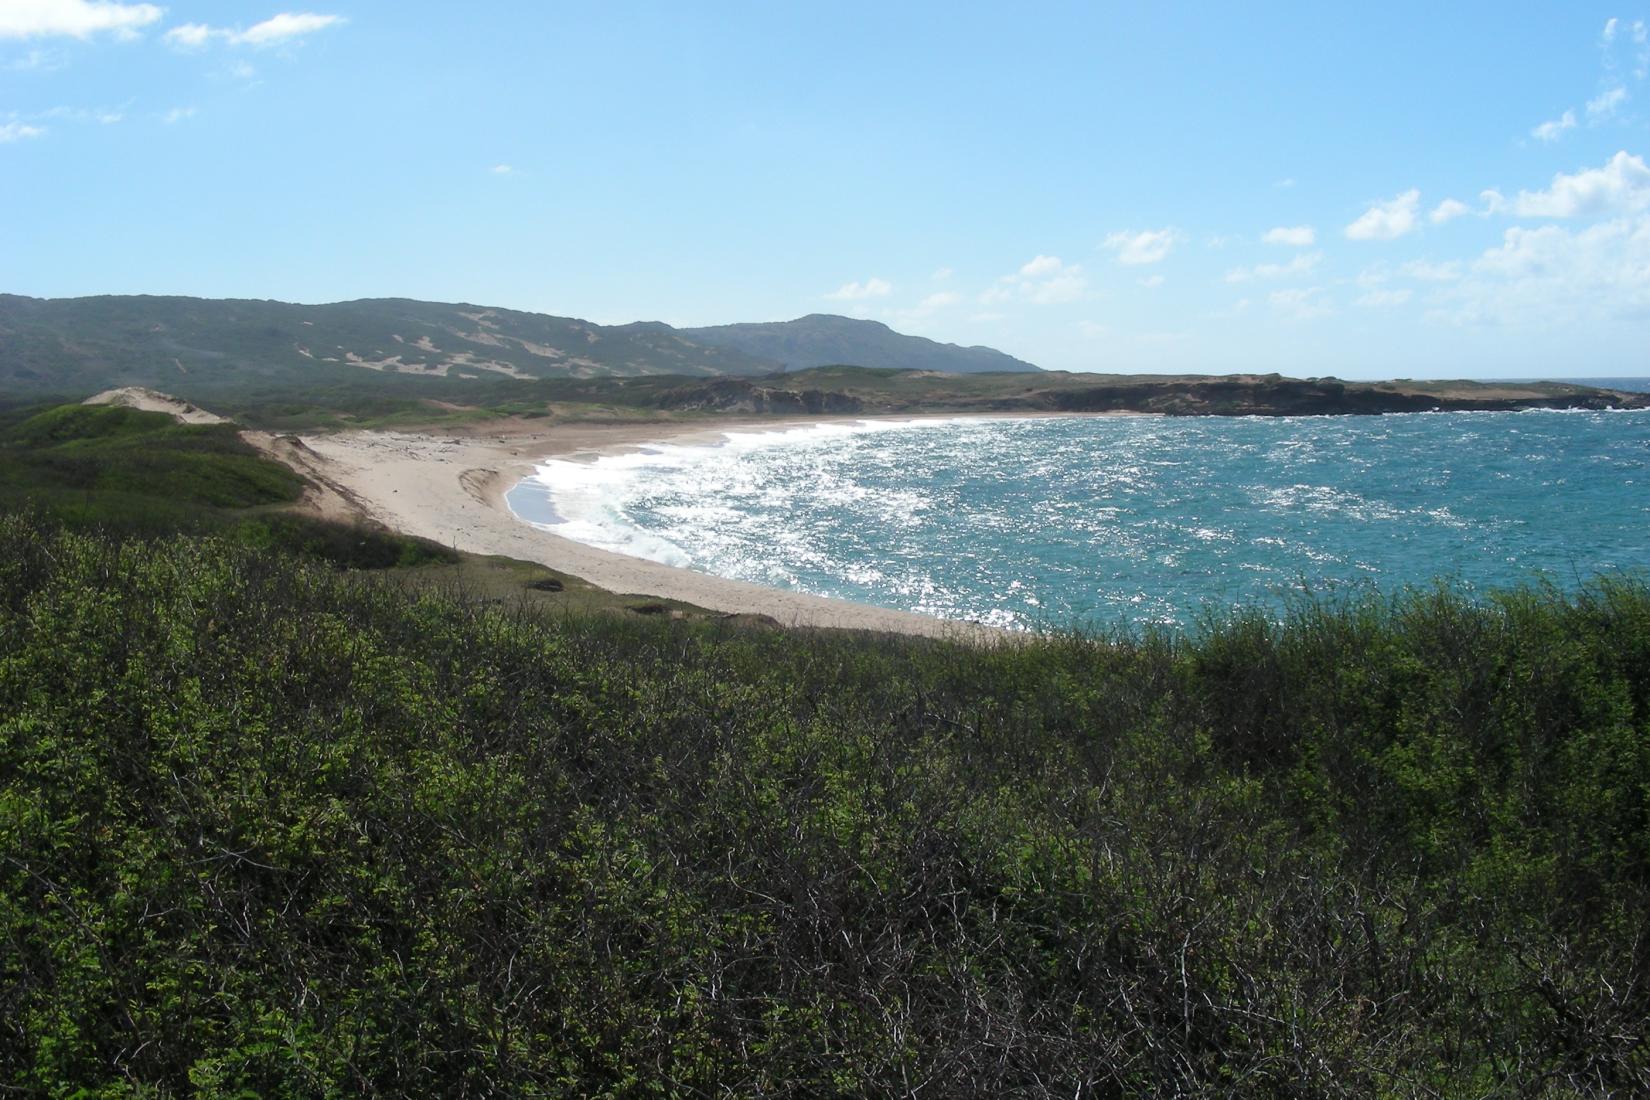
(260, 416, 1009, 637)
(254, 411, 1147, 638)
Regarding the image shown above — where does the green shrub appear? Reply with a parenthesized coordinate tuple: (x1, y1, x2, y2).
(1, 514, 1645, 1094)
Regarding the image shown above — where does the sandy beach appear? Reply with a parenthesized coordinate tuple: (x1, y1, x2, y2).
(255, 414, 1089, 639)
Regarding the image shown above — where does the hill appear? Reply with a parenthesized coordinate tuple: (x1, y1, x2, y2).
(0, 295, 1042, 399)
(682, 312, 1043, 373)
(0, 294, 780, 396)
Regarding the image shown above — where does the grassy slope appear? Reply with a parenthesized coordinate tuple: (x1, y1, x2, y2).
(0, 402, 463, 570)
(0, 401, 745, 619)
(1, 516, 1647, 1094)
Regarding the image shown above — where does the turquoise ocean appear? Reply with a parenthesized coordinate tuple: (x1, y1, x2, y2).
(507, 393, 1650, 631)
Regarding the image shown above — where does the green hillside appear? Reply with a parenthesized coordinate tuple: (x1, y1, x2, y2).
(0, 296, 1048, 401)
(0, 294, 778, 397)
(2, 515, 1646, 1093)
(682, 312, 1044, 373)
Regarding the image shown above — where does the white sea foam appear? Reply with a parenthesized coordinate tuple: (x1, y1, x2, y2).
(501, 409, 1650, 631)
(505, 417, 992, 571)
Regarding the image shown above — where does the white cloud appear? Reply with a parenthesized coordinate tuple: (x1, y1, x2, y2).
(1532, 110, 1576, 142)
(1430, 198, 1470, 224)
(491, 163, 512, 174)
(1440, 215, 1650, 326)
(1274, 178, 1296, 189)
(1604, 16, 1619, 42)
(163, 22, 212, 48)
(1137, 274, 1165, 289)
(1076, 320, 1107, 338)
(930, 266, 953, 281)
(1484, 151, 1650, 218)
(1345, 189, 1421, 240)
(35, 103, 126, 124)
(1269, 287, 1333, 320)
(1587, 86, 1629, 120)
(1400, 259, 1463, 282)
(0, 0, 162, 39)
(1356, 288, 1413, 308)
(1262, 225, 1315, 246)
(981, 255, 1088, 305)
(236, 12, 341, 46)
(882, 291, 964, 328)
(1103, 228, 1181, 265)
(164, 11, 344, 49)
(0, 121, 47, 142)
(825, 277, 892, 301)
(160, 105, 195, 123)
(1225, 252, 1321, 283)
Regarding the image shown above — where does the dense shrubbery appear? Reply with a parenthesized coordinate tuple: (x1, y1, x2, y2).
(2, 515, 1647, 1095)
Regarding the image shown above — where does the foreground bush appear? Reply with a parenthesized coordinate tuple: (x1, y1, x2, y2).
(1, 515, 1646, 1096)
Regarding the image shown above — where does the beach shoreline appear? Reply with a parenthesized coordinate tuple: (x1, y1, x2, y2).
(257, 412, 1138, 638)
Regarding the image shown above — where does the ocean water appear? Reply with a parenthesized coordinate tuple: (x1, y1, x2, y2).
(506, 406, 1650, 631)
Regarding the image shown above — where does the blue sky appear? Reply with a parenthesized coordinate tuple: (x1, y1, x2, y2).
(3, 2, 1648, 378)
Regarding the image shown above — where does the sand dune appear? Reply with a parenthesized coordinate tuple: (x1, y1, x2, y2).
(84, 387, 229, 425)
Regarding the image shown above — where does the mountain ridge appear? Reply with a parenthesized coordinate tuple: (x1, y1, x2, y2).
(682, 312, 1041, 374)
(0, 294, 1042, 398)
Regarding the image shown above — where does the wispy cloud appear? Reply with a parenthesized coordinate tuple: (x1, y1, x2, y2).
(883, 290, 963, 327)
(0, 0, 162, 39)
(1262, 225, 1315, 247)
(824, 277, 893, 301)
(1400, 259, 1463, 282)
(1356, 288, 1412, 308)
(165, 12, 345, 50)
(1439, 215, 1650, 327)
(1269, 286, 1333, 320)
(1586, 85, 1629, 120)
(160, 105, 196, 124)
(1531, 110, 1576, 141)
(980, 255, 1088, 305)
(1482, 151, 1650, 218)
(1102, 228, 1181, 265)
(1430, 198, 1470, 224)
(8, 47, 68, 71)
(491, 163, 513, 175)
(1345, 189, 1421, 240)
(0, 121, 47, 142)
(1225, 252, 1321, 283)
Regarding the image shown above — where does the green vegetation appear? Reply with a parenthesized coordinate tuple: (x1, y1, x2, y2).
(2, 513, 1646, 1094)
(0, 402, 458, 570)
(6, 294, 1644, 423)
(0, 403, 306, 527)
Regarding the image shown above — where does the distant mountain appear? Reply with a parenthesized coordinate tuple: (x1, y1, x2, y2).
(0, 295, 773, 397)
(0, 296, 1041, 399)
(681, 314, 1043, 374)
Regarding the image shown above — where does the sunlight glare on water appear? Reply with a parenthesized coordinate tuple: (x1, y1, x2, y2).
(506, 411, 1650, 631)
